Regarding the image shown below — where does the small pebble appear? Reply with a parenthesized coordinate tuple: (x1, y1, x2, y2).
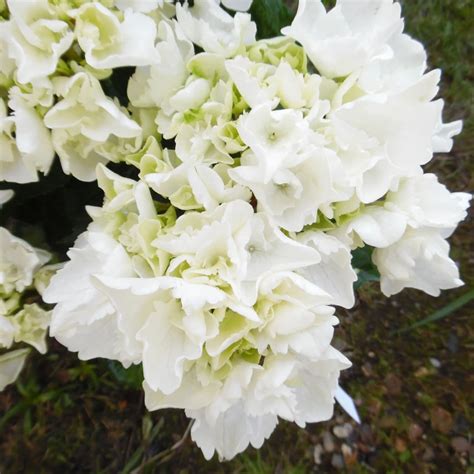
(395, 437, 407, 453)
(313, 444, 323, 464)
(430, 406, 453, 434)
(384, 373, 402, 395)
(447, 332, 459, 353)
(429, 357, 441, 368)
(331, 453, 345, 470)
(362, 363, 373, 377)
(408, 423, 423, 442)
(341, 443, 357, 467)
(414, 366, 430, 378)
(341, 443, 352, 457)
(333, 423, 353, 439)
(451, 437, 470, 453)
(323, 431, 336, 452)
(422, 446, 435, 462)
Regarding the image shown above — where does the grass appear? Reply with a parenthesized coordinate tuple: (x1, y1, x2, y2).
(1, 0, 473, 472)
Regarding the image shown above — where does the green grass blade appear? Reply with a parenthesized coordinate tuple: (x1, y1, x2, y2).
(394, 288, 474, 334)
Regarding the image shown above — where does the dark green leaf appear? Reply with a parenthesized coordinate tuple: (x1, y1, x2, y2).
(394, 289, 474, 334)
(352, 246, 380, 289)
(249, 0, 294, 39)
(108, 361, 143, 390)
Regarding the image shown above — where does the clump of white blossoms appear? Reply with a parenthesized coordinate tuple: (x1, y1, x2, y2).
(0, 191, 53, 391)
(0, 0, 470, 461)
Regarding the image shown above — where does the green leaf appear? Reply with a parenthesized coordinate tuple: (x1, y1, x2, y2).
(121, 445, 145, 474)
(352, 246, 380, 289)
(394, 288, 474, 334)
(108, 361, 143, 390)
(250, 0, 294, 39)
(354, 270, 380, 290)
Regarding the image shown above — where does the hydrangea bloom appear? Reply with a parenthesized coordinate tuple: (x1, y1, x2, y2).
(1, 96, 54, 183)
(1, 0, 470, 461)
(4, 0, 74, 84)
(72, 2, 160, 69)
(44, 72, 142, 181)
(0, 213, 52, 390)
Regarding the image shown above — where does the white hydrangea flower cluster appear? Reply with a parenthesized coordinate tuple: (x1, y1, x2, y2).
(0, 0, 467, 461)
(0, 192, 52, 390)
(0, 0, 254, 182)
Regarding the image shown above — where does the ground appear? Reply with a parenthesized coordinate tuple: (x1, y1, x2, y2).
(0, 0, 473, 472)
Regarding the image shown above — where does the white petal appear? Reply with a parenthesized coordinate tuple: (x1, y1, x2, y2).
(0, 348, 30, 391)
(188, 404, 277, 460)
(348, 207, 407, 248)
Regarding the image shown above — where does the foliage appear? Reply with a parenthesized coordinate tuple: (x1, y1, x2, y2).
(249, 0, 294, 39)
(352, 246, 381, 290)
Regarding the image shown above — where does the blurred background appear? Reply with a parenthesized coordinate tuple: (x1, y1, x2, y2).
(0, 0, 472, 472)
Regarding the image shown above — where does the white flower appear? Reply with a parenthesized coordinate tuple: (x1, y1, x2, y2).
(331, 71, 452, 203)
(0, 97, 54, 183)
(225, 56, 278, 108)
(92, 275, 233, 394)
(282, 0, 402, 79)
(373, 228, 464, 297)
(0, 23, 16, 79)
(385, 174, 471, 229)
(34, 263, 64, 296)
(176, 0, 256, 58)
(231, 148, 349, 232)
(43, 173, 349, 461)
(43, 231, 138, 364)
(230, 104, 350, 231)
(337, 206, 407, 249)
(225, 56, 320, 111)
(358, 33, 427, 95)
(10, 303, 51, 354)
(249, 272, 337, 358)
(186, 347, 349, 460)
(86, 166, 176, 278)
(46, 72, 141, 142)
(154, 200, 321, 304)
(235, 100, 311, 174)
(0, 227, 51, 295)
(268, 61, 321, 110)
(9, 77, 55, 109)
(296, 231, 357, 308)
(246, 350, 350, 426)
(0, 189, 14, 206)
(4, 0, 74, 84)
(144, 121, 250, 211)
(143, 290, 348, 460)
(73, 2, 160, 69)
(128, 20, 194, 111)
(13, 0, 467, 461)
(0, 315, 15, 349)
(44, 72, 141, 181)
(0, 348, 30, 391)
(189, 163, 252, 211)
(146, 156, 251, 212)
(48, 130, 109, 182)
(433, 117, 463, 154)
(189, 402, 277, 461)
(334, 175, 471, 253)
